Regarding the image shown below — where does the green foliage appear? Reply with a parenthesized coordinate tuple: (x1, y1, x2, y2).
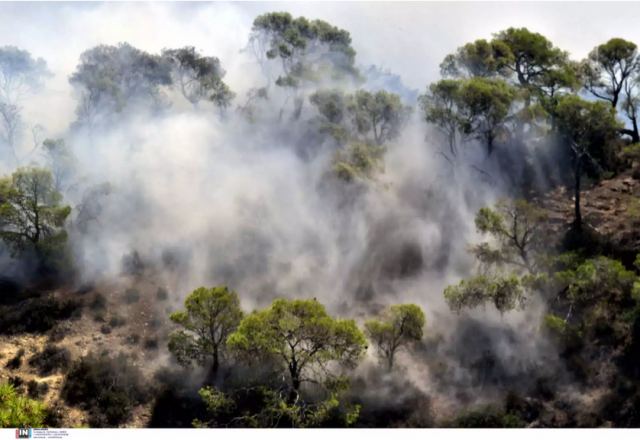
(162, 46, 234, 108)
(0, 167, 71, 259)
(555, 94, 621, 166)
(168, 286, 243, 373)
(250, 12, 359, 88)
(0, 382, 47, 428)
(582, 38, 638, 107)
(70, 43, 172, 120)
(543, 313, 569, 336)
(472, 199, 547, 272)
(364, 303, 426, 370)
(347, 90, 409, 145)
(419, 77, 517, 156)
(444, 274, 526, 314)
(228, 298, 366, 395)
(440, 39, 512, 78)
(333, 141, 385, 182)
(555, 256, 637, 307)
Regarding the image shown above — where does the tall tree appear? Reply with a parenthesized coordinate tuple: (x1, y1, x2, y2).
(419, 79, 462, 157)
(457, 77, 517, 156)
(162, 46, 234, 109)
(0, 46, 50, 163)
(364, 304, 425, 371)
(249, 12, 360, 120)
(582, 38, 638, 109)
(168, 286, 243, 377)
(70, 43, 172, 124)
(555, 95, 621, 229)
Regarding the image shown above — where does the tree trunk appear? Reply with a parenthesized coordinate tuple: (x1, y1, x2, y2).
(387, 352, 394, 372)
(574, 156, 582, 230)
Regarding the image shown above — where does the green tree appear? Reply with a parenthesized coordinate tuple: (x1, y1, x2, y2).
(0, 382, 47, 427)
(364, 304, 426, 370)
(472, 199, 547, 273)
(440, 39, 512, 79)
(582, 38, 638, 109)
(249, 12, 359, 89)
(227, 298, 366, 403)
(162, 46, 234, 109)
(457, 77, 517, 156)
(582, 38, 639, 142)
(493, 28, 568, 94)
(0, 167, 71, 258)
(249, 12, 360, 120)
(168, 286, 243, 377)
(444, 274, 526, 315)
(332, 141, 385, 182)
(555, 95, 621, 229)
(347, 90, 408, 145)
(70, 43, 172, 124)
(419, 79, 462, 157)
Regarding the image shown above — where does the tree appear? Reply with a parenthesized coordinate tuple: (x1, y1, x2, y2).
(347, 90, 408, 145)
(364, 304, 425, 370)
(227, 298, 366, 403)
(471, 199, 548, 273)
(0, 46, 50, 162)
(440, 39, 512, 79)
(444, 274, 526, 315)
(41, 138, 76, 192)
(70, 43, 172, 124)
(0, 167, 71, 257)
(419, 79, 462, 157)
(493, 28, 568, 94)
(0, 382, 47, 428)
(162, 46, 234, 109)
(582, 38, 638, 109)
(555, 95, 621, 229)
(248, 12, 360, 119)
(332, 141, 385, 182)
(457, 77, 517, 156)
(582, 38, 639, 142)
(168, 286, 243, 377)
(250, 12, 359, 88)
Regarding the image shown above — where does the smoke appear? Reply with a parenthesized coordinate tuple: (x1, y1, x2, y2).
(0, 1, 602, 422)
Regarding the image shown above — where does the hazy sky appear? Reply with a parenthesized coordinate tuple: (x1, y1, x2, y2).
(1, 1, 639, 131)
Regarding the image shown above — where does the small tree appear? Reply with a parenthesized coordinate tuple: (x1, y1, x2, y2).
(364, 304, 426, 371)
(227, 298, 366, 403)
(168, 286, 243, 377)
(472, 199, 547, 273)
(0, 167, 71, 260)
(347, 90, 408, 145)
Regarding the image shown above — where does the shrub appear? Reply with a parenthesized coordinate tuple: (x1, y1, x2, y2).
(5, 349, 25, 370)
(28, 344, 71, 376)
(0, 382, 47, 428)
(88, 293, 107, 312)
(26, 380, 49, 399)
(156, 287, 169, 301)
(123, 289, 140, 305)
(100, 324, 112, 335)
(109, 315, 126, 328)
(61, 353, 150, 427)
(0, 296, 79, 335)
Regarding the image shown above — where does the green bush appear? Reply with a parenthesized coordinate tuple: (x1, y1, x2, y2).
(0, 382, 47, 427)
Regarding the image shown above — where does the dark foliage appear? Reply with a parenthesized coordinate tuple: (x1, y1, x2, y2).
(61, 352, 151, 427)
(28, 344, 71, 375)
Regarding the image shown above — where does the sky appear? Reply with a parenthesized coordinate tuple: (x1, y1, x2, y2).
(1, 1, 639, 133)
